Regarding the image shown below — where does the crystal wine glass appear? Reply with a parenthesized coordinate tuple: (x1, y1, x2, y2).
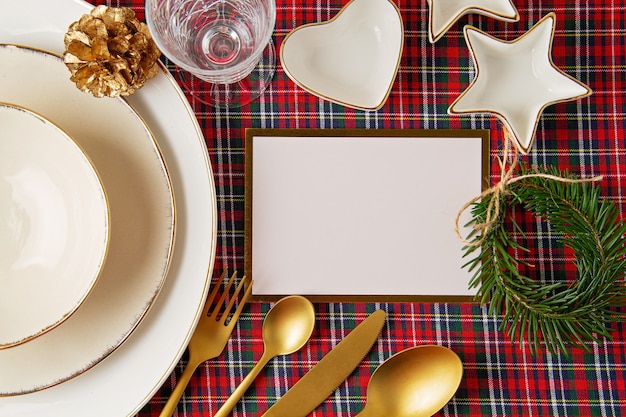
(146, 0, 276, 108)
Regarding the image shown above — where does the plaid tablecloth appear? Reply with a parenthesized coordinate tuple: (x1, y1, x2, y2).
(88, 0, 626, 415)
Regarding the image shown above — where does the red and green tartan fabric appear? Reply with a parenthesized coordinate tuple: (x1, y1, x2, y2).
(90, 0, 626, 415)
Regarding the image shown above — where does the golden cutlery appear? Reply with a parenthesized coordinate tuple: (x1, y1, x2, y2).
(213, 295, 315, 417)
(159, 269, 252, 417)
(356, 345, 463, 417)
(261, 310, 386, 417)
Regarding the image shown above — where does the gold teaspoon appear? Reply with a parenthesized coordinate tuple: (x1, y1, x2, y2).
(356, 345, 463, 417)
(214, 295, 315, 417)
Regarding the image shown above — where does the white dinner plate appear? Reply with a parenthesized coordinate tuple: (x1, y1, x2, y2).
(0, 102, 109, 350)
(0, 44, 175, 395)
(0, 0, 217, 412)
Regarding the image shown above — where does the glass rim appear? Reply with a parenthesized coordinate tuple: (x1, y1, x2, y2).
(146, 1, 276, 80)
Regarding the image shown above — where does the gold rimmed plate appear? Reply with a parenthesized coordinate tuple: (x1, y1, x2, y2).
(0, 102, 110, 350)
(0, 44, 175, 395)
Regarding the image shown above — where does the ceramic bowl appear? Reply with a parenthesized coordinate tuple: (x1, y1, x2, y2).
(0, 102, 109, 349)
(448, 13, 592, 153)
(280, 0, 403, 111)
(426, 0, 519, 43)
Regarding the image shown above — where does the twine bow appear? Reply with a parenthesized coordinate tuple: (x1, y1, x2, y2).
(455, 131, 604, 247)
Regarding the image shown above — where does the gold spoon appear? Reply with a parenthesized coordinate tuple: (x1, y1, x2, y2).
(356, 345, 463, 417)
(214, 295, 315, 417)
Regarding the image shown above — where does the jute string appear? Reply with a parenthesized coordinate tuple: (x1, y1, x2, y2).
(454, 131, 604, 247)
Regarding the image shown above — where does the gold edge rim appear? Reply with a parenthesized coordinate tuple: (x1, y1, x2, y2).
(0, 100, 111, 350)
(249, 294, 479, 303)
(0, 43, 177, 396)
(279, 0, 404, 111)
(244, 131, 254, 292)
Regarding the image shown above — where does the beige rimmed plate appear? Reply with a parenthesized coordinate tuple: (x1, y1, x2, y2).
(0, 102, 109, 350)
(0, 45, 175, 395)
(0, 0, 217, 414)
(280, 0, 403, 111)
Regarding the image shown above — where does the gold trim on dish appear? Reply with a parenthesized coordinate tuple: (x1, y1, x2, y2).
(244, 128, 490, 302)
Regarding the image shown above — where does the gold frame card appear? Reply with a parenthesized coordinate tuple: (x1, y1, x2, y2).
(245, 129, 490, 302)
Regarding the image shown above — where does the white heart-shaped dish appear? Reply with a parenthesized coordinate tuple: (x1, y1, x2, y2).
(280, 0, 404, 111)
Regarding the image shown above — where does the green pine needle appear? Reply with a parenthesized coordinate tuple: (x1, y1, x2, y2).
(463, 165, 626, 355)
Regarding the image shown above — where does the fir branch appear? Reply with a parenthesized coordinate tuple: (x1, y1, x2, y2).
(463, 165, 626, 355)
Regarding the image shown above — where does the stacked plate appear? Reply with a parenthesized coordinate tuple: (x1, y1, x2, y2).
(0, 43, 176, 394)
(0, 1, 217, 416)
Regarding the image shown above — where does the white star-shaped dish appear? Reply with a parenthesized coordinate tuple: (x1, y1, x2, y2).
(448, 13, 592, 154)
(427, 0, 519, 43)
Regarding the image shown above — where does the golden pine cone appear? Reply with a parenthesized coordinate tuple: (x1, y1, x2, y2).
(63, 5, 161, 98)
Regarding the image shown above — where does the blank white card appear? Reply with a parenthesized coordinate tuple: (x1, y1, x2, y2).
(246, 130, 488, 300)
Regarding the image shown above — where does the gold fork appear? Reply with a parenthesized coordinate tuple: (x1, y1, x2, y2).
(159, 269, 253, 417)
